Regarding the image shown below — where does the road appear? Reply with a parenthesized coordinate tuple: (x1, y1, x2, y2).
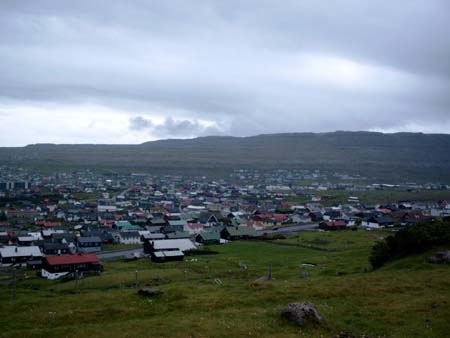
(259, 223, 319, 235)
(117, 187, 132, 198)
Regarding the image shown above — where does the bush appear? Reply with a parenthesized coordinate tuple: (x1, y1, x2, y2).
(369, 220, 450, 269)
(369, 240, 391, 269)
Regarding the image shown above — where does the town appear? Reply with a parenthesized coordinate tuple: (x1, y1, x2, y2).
(1, 165, 449, 278)
(2, 1, 450, 336)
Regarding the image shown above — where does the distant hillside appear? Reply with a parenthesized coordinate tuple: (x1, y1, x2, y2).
(1, 131, 450, 181)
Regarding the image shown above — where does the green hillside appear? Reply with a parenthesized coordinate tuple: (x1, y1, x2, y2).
(1, 230, 449, 338)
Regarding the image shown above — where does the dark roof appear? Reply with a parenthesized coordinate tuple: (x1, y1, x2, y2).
(166, 231, 190, 239)
(151, 218, 166, 225)
(198, 212, 219, 224)
(84, 231, 114, 240)
(368, 215, 395, 224)
(43, 242, 69, 250)
(78, 236, 102, 243)
(52, 233, 76, 241)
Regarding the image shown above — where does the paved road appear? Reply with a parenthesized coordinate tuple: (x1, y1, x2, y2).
(98, 248, 143, 259)
(117, 187, 132, 198)
(259, 223, 319, 235)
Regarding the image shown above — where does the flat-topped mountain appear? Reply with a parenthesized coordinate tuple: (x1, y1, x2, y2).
(1, 131, 450, 180)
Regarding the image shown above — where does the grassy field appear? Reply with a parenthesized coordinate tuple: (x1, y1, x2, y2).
(102, 243, 142, 251)
(0, 230, 449, 338)
(289, 189, 450, 207)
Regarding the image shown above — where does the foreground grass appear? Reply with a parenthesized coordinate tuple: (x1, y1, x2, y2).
(0, 231, 449, 338)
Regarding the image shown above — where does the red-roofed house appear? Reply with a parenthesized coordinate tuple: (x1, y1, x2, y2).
(319, 220, 348, 231)
(99, 219, 115, 227)
(245, 220, 265, 230)
(41, 253, 102, 279)
(35, 221, 62, 227)
(184, 222, 204, 235)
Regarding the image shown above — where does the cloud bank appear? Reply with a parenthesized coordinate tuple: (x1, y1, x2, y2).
(0, 0, 449, 145)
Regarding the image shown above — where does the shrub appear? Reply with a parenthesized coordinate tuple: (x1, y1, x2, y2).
(369, 220, 450, 269)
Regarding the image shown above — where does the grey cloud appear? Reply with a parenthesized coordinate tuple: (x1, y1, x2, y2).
(0, 0, 450, 145)
(129, 116, 224, 138)
(129, 116, 154, 131)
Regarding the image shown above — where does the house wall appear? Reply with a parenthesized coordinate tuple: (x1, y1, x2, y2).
(119, 237, 141, 244)
(363, 222, 381, 229)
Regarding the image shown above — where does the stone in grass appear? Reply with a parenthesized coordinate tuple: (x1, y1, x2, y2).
(428, 251, 450, 264)
(301, 270, 310, 278)
(281, 302, 323, 326)
(138, 287, 163, 297)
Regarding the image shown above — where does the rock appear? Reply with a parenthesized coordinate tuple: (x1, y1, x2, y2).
(137, 287, 162, 297)
(428, 251, 450, 264)
(281, 302, 323, 326)
(301, 271, 310, 278)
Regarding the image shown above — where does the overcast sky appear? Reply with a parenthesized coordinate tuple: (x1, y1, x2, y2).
(1, 0, 450, 146)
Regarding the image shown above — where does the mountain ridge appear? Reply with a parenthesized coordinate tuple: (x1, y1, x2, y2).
(2, 131, 450, 181)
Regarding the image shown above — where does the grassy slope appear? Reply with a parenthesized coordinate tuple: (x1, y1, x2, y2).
(0, 231, 449, 338)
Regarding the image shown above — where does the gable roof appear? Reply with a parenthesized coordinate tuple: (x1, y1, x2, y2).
(0, 246, 43, 258)
(168, 220, 188, 227)
(197, 232, 221, 241)
(45, 253, 99, 266)
(43, 242, 69, 250)
(223, 226, 257, 237)
(115, 221, 140, 230)
(166, 231, 191, 239)
(153, 250, 184, 258)
(78, 236, 102, 243)
(198, 212, 219, 224)
(142, 233, 165, 240)
(323, 220, 347, 227)
(150, 239, 196, 252)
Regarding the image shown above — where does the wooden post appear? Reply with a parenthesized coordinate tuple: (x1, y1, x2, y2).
(75, 270, 79, 293)
(12, 269, 17, 302)
(135, 270, 138, 288)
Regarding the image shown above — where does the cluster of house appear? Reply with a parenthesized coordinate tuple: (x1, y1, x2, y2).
(0, 228, 105, 279)
(1, 166, 450, 279)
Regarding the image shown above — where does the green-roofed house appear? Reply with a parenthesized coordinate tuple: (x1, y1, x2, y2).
(195, 231, 221, 244)
(220, 226, 257, 240)
(230, 217, 244, 227)
(115, 220, 141, 231)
